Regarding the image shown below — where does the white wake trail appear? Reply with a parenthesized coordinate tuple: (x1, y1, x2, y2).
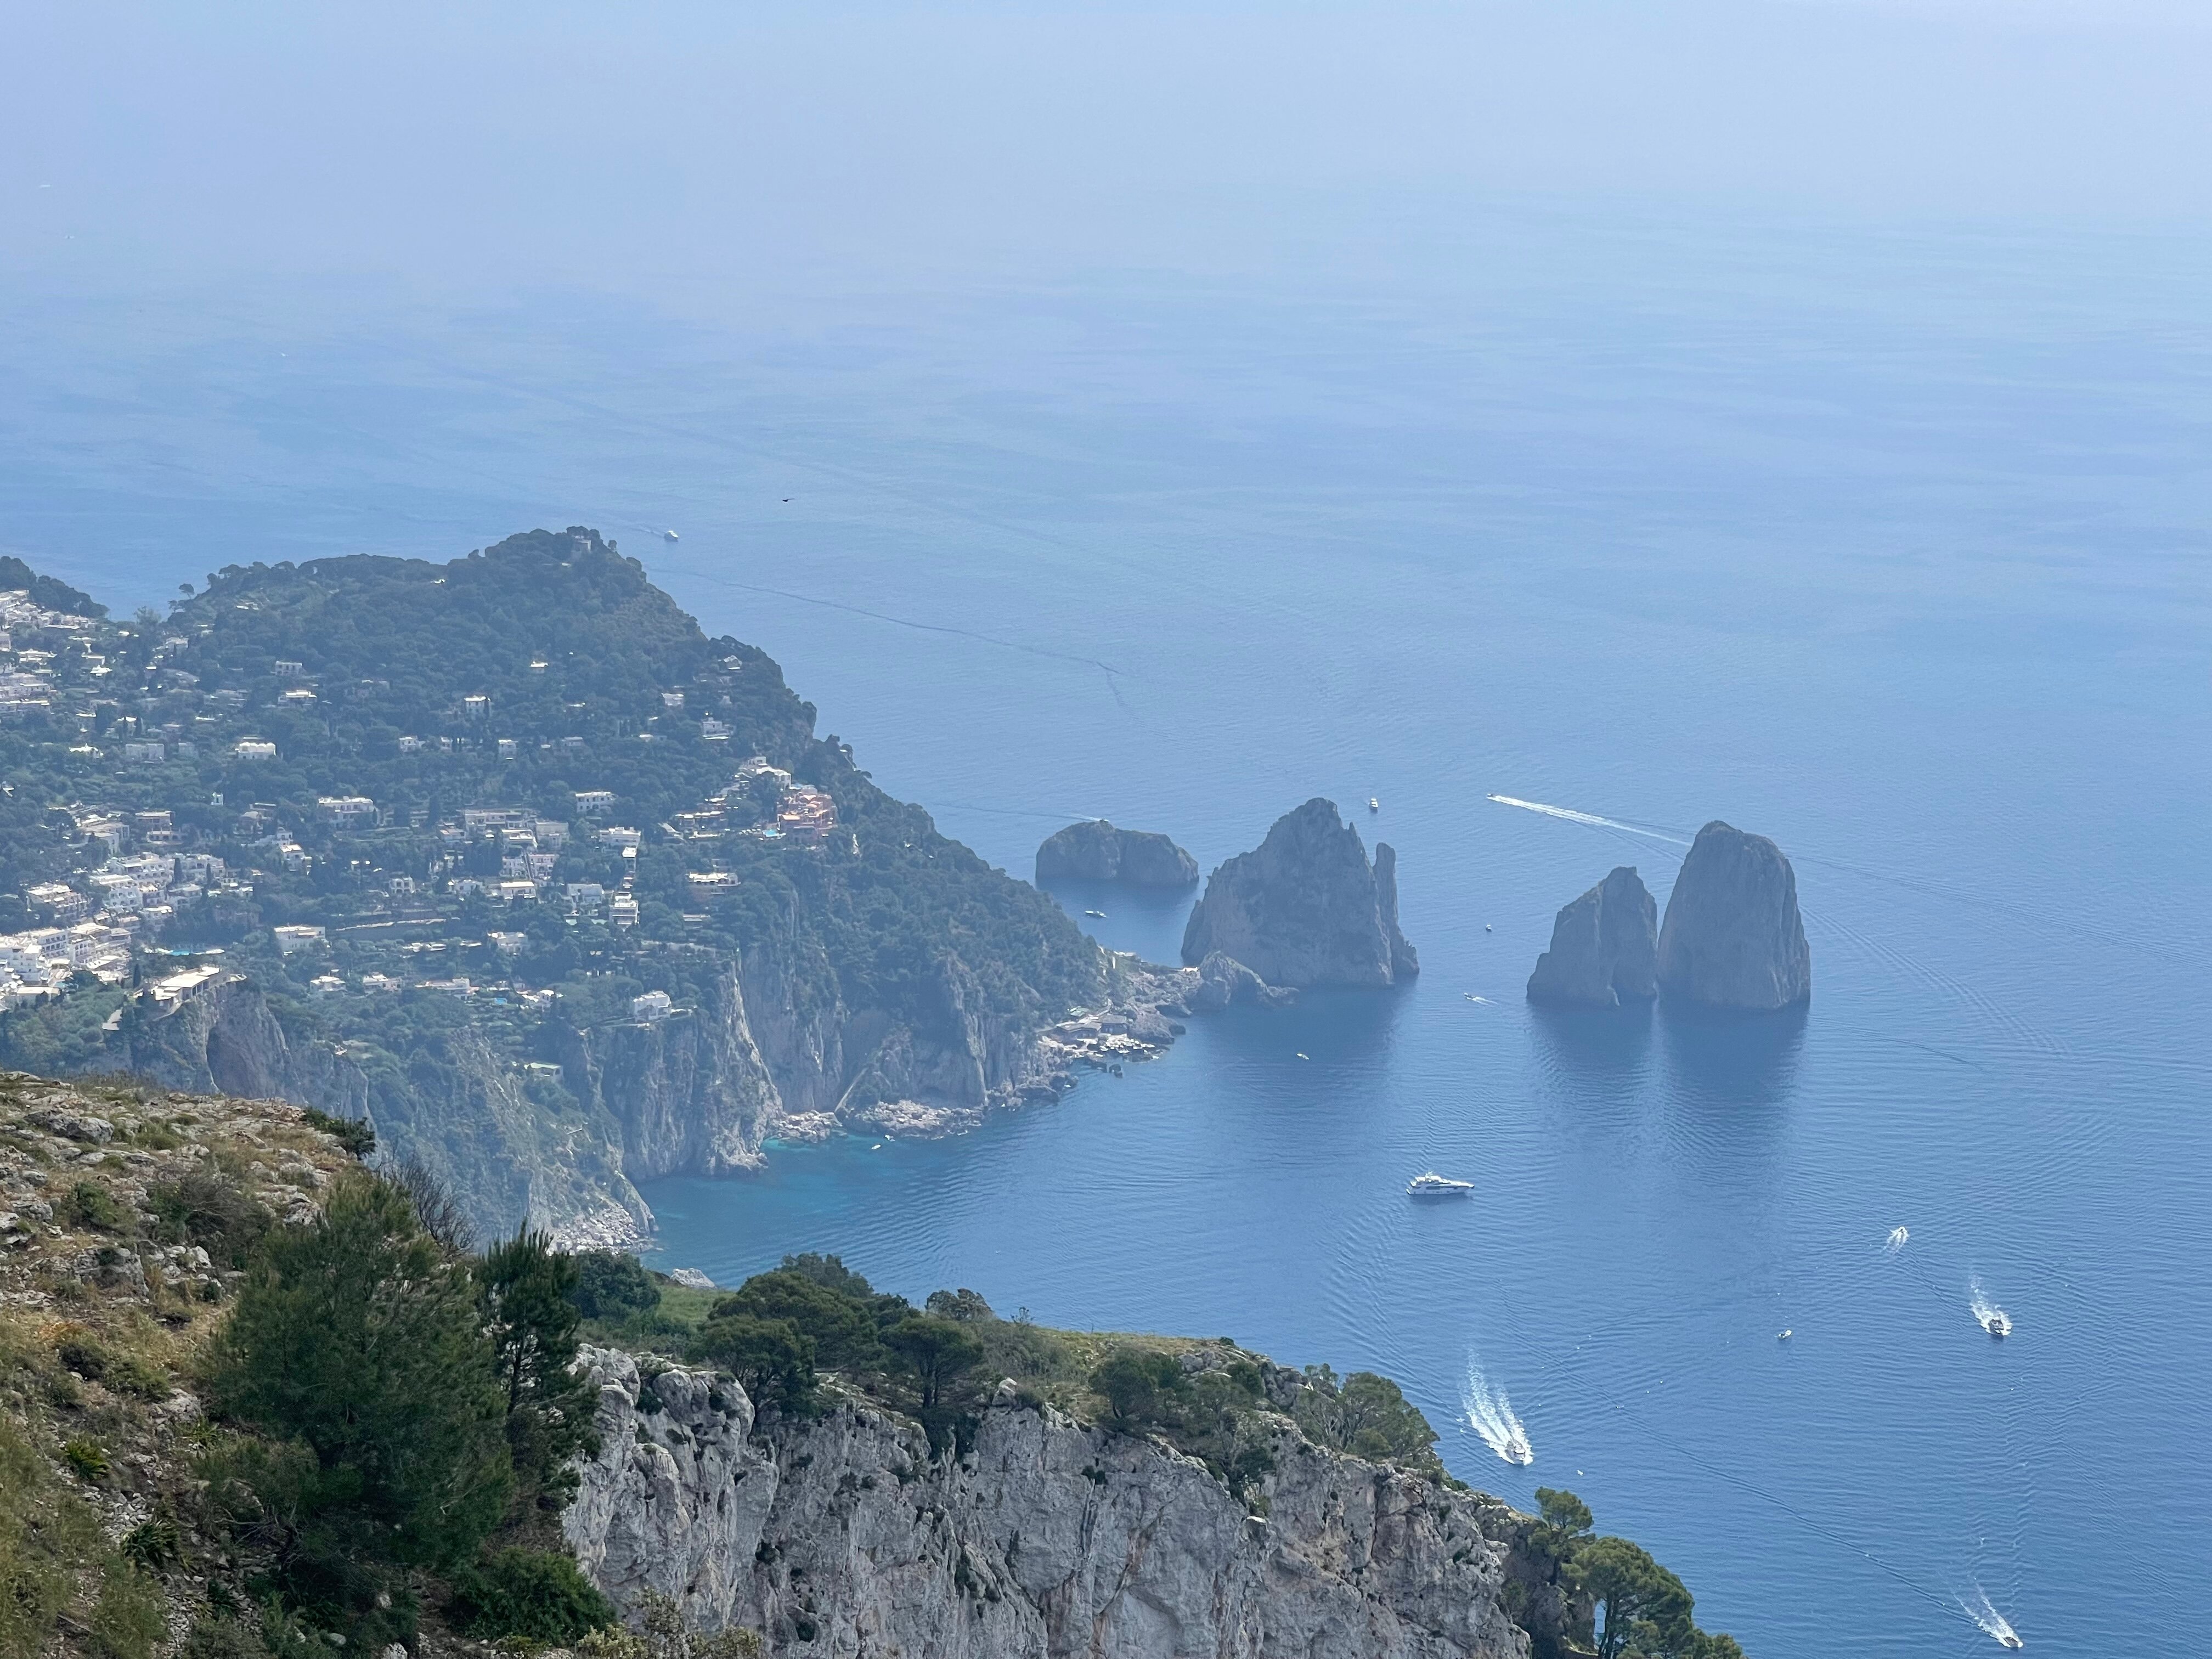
(1461, 1360, 1534, 1465)
(1486, 795, 1690, 845)
(1959, 1584, 2024, 1647)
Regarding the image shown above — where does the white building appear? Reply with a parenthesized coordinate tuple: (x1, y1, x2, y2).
(631, 990, 673, 1022)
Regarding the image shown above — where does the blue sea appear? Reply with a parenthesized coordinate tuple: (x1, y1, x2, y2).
(6, 204, 2208, 1656)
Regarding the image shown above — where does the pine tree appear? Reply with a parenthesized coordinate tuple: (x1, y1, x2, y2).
(477, 1231, 602, 1517)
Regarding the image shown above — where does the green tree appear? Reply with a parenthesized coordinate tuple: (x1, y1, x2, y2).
(1576, 1536, 1695, 1659)
(476, 1231, 601, 1515)
(712, 1271, 885, 1371)
(1088, 1347, 1192, 1430)
(692, 1316, 814, 1413)
(1334, 1372, 1440, 1468)
(569, 1251, 661, 1321)
(1536, 1485, 1594, 1542)
(882, 1316, 984, 1411)
(446, 1547, 617, 1643)
(202, 1172, 513, 1587)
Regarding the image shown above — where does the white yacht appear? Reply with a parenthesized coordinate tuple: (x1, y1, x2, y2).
(1407, 1171, 1475, 1198)
(1368, 797, 1380, 811)
(664, 529, 680, 541)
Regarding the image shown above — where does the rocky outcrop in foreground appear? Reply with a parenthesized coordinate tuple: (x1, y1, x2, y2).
(1527, 867, 1658, 1007)
(1656, 822, 1811, 1011)
(1181, 799, 1419, 987)
(1035, 819, 1200, 886)
(565, 1347, 1531, 1659)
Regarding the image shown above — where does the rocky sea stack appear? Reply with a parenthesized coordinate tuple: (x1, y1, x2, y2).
(1656, 821, 1812, 1011)
(1034, 819, 1199, 886)
(1180, 798, 1418, 988)
(1527, 866, 1658, 1007)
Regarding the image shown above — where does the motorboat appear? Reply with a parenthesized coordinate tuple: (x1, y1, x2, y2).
(1407, 1171, 1475, 1198)
(1084, 909, 1107, 918)
(1980, 1309, 2012, 1339)
(1996, 1633, 2024, 1650)
(664, 529, 680, 541)
(1368, 797, 1380, 811)
(1778, 1329, 1792, 1341)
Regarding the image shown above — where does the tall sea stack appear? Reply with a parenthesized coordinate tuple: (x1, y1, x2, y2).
(1180, 798, 1418, 988)
(1527, 867, 1658, 1007)
(1655, 822, 1811, 1011)
(1034, 820, 1199, 887)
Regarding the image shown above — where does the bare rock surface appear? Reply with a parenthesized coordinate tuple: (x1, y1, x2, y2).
(1035, 820, 1200, 886)
(1181, 799, 1419, 988)
(1655, 822, 1812, 1011)
(565, 1348, 1533, 1659)
(1527, 867, 1658, 1007)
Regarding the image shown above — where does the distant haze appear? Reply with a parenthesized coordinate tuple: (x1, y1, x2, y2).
(5, 0, 2210, 297)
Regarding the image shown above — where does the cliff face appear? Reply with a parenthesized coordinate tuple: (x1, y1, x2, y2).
(1035, 820, 1200, 887)
(565, 1348, 1532, 1659)
(1655, 822, 1812, 1011)
(1526, 868, 1658, 1008)
(1181, 800, 1417, 989)
(42, 927, 1099, 1248)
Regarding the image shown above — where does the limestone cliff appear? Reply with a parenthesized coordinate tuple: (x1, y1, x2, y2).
(565, 1347, 1534, 1659)
(1181, 799, 1418, 987)
(1655, 822, 1812, 1011)
(1526, 867, 1658, 1007)
(1035, 820, 1200, 887)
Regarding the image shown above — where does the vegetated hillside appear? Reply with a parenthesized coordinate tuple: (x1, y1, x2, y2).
(0, 531, 1108, 1242)
(0, 1069, 649, 1659)
(1, 1072, 1744, 1659)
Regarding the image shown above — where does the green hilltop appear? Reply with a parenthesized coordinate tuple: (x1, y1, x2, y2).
(0, 529, 1105, 1239)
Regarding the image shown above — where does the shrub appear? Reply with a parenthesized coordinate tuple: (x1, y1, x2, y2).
(1089, 1348, 1190, 1430)
(54, 1338, 169, 1401)
(575, 1589, 761, 1659)
(446, 1548, 618, 1643)
(923, 1288, 994, 1323)
(89, 1561, 166, 1659)
(63, 1181, 129, 1233)
(62, 1439, 110, 1481)
(147, 1165, 272, 1268)
(120, 1515, 181, 1574)
(298, 1108, 374, 1158)
(179, 1611, 271, 1659)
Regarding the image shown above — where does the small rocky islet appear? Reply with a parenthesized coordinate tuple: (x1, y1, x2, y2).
(1527, 821, 1810, 1013)
(1179, 797, 1418, 989)
(1033, 819, 1199, 886)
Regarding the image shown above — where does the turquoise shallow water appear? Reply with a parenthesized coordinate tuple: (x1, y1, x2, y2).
(7, 207, 2209, 1656)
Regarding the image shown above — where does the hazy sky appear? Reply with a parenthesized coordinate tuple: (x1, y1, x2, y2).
(6, 0, 2210, 298)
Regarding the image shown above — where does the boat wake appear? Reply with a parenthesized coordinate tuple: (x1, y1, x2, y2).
(1486, 795, 1690, 846)
(1461, 1361, 1534, 1465)
(1969, 1277, 2013, 1338)
(1885, 1225, 1910, 1254)
(1959, 1584, 2024, 1647)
